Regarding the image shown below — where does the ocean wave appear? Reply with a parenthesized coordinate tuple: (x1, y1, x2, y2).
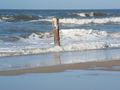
(0, 15, 55, 23)
(0, 42, 120, 57)
(1, 14, 120, 25)
(0, 15, 40, 22)
(28, 16, 120, 25)
(29, 18, 52, 23)
(60, 29, 108, 37)
(59, 17, 120, 24)
(0, 32, 53, 43)
(0, 36, 21, 42)
(7, 29, 108, 41)
(0, 29, 120, 56)
(71, 12, 107, 17)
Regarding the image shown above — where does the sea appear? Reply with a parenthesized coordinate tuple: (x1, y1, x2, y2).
(0, 9, 120, 56)
(0, 9, 120, 67)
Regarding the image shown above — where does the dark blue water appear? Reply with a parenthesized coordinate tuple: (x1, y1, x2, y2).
(0, 9, 120, 38)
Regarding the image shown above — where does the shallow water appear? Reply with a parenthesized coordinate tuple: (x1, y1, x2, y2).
(0, 49, 120, 90)
(0, 48, 120, 71)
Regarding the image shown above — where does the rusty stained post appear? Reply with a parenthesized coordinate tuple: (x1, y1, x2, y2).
(52, 18, 60, 46)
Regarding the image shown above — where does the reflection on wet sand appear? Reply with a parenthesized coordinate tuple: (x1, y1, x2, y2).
(0, 59, 120, 76)
(0, 60, 120, 76)
(0, 49, 120, 76)
(53, 52, 61, 65)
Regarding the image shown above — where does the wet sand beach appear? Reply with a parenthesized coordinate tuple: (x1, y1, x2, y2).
(0, 49, 120, 75)
(0, 49, 120, 90)
(0, 60, 120, 76)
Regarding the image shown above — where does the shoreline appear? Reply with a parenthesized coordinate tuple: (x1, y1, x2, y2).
(0, 47, 120, 57)
(0, 48, 120, 76)
(0, 60, 120, 76)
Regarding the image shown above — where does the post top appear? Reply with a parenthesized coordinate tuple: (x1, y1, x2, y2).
(52, 18, 58, 21)
(52, 18, 59, 29)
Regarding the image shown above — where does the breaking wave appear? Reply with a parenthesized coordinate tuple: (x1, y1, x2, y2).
(28, 16, 120, 25)
(0, 35, 20, 42)
(0, 15, 40, 22)
(0, 29, 120, 56)
(1, 14, 120, 25)
(71, 12, 107, 17)
(60, 17, 120, 24)
(29, 18, 52, 23)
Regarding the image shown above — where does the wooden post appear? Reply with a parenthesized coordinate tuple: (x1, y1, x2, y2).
(52, 18, 60, 46)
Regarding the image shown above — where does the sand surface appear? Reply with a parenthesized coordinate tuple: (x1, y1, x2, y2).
(0, 60, 120, 76)
(0, 50, 120, 90)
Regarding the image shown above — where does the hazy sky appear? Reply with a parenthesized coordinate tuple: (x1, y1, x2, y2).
(0, 0, 120, 9)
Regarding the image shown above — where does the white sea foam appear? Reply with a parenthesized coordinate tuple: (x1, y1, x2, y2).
(0, 29, 120, 56)
(60, 17, 120, 24)
(75, 12, 94, 17)
(76, 13, 87, 17)
(1, 16, 14, 20)
(29, 18, 52, 22)
(73, 12, 106, 17)
(29, 17, 120, 25)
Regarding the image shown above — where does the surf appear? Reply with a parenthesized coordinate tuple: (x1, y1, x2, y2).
(0, 29, 120, 56)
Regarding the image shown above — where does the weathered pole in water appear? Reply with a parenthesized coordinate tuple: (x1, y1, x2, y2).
(52, 18, 60, 46)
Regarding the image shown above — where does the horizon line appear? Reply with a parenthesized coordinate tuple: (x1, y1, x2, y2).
(0, 8, 120, 10)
